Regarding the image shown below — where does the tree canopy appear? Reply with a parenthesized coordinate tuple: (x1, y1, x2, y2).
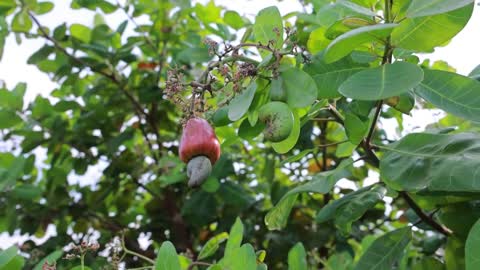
(1, 0, 480, 269)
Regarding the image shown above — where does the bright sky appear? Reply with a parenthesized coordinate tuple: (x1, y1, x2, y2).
(0, 0, 479, 249)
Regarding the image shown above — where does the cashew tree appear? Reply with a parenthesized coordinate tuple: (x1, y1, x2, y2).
(0, 0, 480, 269)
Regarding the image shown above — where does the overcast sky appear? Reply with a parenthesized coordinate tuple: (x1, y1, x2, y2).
(0, 0, 479, 249)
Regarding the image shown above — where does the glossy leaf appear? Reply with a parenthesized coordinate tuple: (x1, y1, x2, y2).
(177, 47, 211, 63)
(446, 237, 466, 270)
(324, 24, 397, 63)
(265, 159, 353, 230)
(339, 62, 424, 100)
(0, 246, 18, 269)
(354, 227, 412, 270)
(466, 218, 480, 270)
(33, 2, 54, 15)
(224, 217, 244, 258)
(392, 4, 473, 52)
(344, 112, 369, 145)
(412, 258, 445, 270)
(198, 232, 229, 260)
(33, 250, 63, 270)
(415, 69, 480, 122)
(303, 53, 366, 98)
(224, 10, 244, 30)
(230, 244, 257, 270)
(406, 0, 473, 18)
(265, 194, 299, 231)
(12, 10, 32, 32)
(253, 6, 283, 49)
(280, 68, 317, 108)
(380, 133, 480, 192)
(228, 82, 257, 121)
(155, 241, 181, 270)
(288, 243, 307, 270)
(0, 109, 22, 128)
(317, 185, 386, 233)
(70, 24, 91, 43)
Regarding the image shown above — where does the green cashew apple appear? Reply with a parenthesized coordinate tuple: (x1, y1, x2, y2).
(269, 77, 287, 102)
(258, 101, 294, 142)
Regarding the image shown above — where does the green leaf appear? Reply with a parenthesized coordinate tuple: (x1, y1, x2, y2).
(406, 0, 473, 18)
(354, 227, 412, 270)
(177, 47, 211, 63)
(1, 255, 25, 270)
(224, 217, 244, 258)
(325, 252, 353, 270)
(317, 185, 386, 233)
(271, 109, 300, 154)
(265, 159, 353, 230)
(265, 194, 299, 231)
(224, 10, 245, 30)
(230, 244, 257, 270)
(288, 243, 307, 270)
(414, 69, 480, 123)
(446, 237, 466, 270)
(155, 241, 181, 270)
(0, 0, 16, 15)
(70, 24, 92, 43)
(469, 65, 480, 80)
(33, 250, 63, 270)
(339, 62, 424, 100)
(198, 232, 229, 260)
(33, 2, 54, 15)
(304, 52, 366, 99)
(466, 218, 480, 270)
(0, 156, 26, 191)
(412, 258, 445, 270)
(391, 4, 473, 52)
(228, 82, 257, 121)
(307, 27, 330, 55)
(253, 6, 283, 48)
(12, 10, 32, 32)
(344, 112, 369, 145)
(380, 133, 480, 192)
(385, 92, 415, 115)
(0, 83, 26, 110)
(324, 24, 397, 63)
(338, 0, 376, 16)
(13, 184, 42, 200)
(71, 266, 92, 270)
(335, 186, 386, 233)
(0, 246, 18, 269)
(238, 118, 264, 140)
(195, 1, 221, 24)
(280, 68, 317, 108)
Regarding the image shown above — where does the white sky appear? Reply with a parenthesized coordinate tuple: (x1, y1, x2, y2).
(0, 0, 479, 249)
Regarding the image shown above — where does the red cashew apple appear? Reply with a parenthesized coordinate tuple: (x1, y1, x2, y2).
(179, 118, 221, 187)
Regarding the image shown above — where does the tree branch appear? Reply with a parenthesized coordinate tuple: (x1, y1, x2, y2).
(365, 100, 383, 147)
(400, 192, 452, 236)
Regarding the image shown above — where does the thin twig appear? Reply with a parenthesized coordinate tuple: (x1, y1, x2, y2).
(121, 234, 156, 264)
(401, 192, 452, 236)
(365, 100, 383, 147)
(187, 261, 212, 270)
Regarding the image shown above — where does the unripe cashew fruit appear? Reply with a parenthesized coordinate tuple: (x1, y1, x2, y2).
(270, 77, 287, 102)
(179, 118, 221, 187)
(258, 101, 294, 142)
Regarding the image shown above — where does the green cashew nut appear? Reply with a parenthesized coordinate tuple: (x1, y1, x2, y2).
(258, 101, 294, 142)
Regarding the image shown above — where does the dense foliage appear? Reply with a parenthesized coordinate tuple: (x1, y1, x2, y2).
(1, 0, 480, 269)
